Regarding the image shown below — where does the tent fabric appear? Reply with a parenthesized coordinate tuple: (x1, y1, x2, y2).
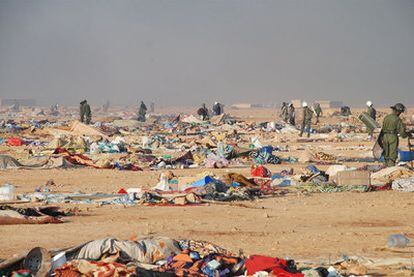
(67, 237, 181, 264)
(0, 210, 63, 225)
(0, 155, 23, 169)
(0, 154, 75, 170)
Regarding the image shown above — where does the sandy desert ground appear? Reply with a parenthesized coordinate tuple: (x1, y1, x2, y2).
(1, 106, 414, 275)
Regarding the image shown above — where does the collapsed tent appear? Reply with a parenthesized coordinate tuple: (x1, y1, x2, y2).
(0, 206, 68, 225)
(0, 154, 74, 170)
(0, 236, 344, 277)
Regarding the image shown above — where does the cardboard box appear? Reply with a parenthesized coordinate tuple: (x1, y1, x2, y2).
(335, 170, 371, 186)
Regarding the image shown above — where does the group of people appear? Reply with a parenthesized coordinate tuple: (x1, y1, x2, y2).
(78, 99, 411, 168)
(281, 100, 412, 167)
(280, 102, 322, 138)
(280, 102, 296, 126)
(79, 100, 150, 124)
(197, 102, 224, 121)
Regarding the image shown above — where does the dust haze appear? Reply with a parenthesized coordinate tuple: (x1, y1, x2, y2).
(0, 0, 413, 106)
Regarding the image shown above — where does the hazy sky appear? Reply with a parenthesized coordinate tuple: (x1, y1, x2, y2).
(0, 0, 413, 106)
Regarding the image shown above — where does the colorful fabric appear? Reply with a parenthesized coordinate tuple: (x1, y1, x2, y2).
(251, 165, 271, 178)
(178, 240, 235, 258)
(7, 137, 24, 146)
(250, 149, 280, 165)
(53, 147, 96, 168)
(161, 252, 240, 277)
(55, 260, 136, 277)
(245, 255, 303, 276)
(227, 173, 258, 188)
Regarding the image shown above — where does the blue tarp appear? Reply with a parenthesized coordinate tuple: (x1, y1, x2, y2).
(189, 176, 216, 187)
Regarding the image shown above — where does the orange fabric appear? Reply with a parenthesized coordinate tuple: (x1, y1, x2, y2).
(172, 253, 193, 263)
(7, 138, 23, 146)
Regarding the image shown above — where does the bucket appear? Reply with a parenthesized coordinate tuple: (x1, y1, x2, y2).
(23, 247, 51, 276)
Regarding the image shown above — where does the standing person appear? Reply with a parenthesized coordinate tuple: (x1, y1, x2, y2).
(380, 103, 408, 167)
(80, 100, 85, 122)
(366, 101, 376, 121)
(340, 106, 352, 116)
(212, 101, 223, 116)
(299, 102, 313, 137)
(197, 103, 209, 120)
(313, 102, 322, 124)
(281, 102, 288, 122)
(80, 100, 91, 124)
(50, 103, 59, 116)
(138, 101, 147, 122)
(366, 101, 377, 139)
(102, 100, 110, 112)
(288, 103, 295, 125)
(11, 100, 20, 113)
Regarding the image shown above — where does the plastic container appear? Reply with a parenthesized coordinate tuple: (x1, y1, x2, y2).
(387, 234, 410, 248)
(399, 150, 414, 162)
(0, 184, 16, 201)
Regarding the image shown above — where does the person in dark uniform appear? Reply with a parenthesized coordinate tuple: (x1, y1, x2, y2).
(138, 101, 147, 122)
(197, 103, 209, 121)
(212, 101, 223, 116)
(340, 106, 352, 116)
(366, 101, 377, 139)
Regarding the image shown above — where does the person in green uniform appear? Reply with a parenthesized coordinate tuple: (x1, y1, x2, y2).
(313, 102, 322, 124)
(84, 101, 91, 124)
(366, 101, 377, 139)
(381, 103, 408, 167)
(299, 102, 313, 138)
(80, 100, 92, 124)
